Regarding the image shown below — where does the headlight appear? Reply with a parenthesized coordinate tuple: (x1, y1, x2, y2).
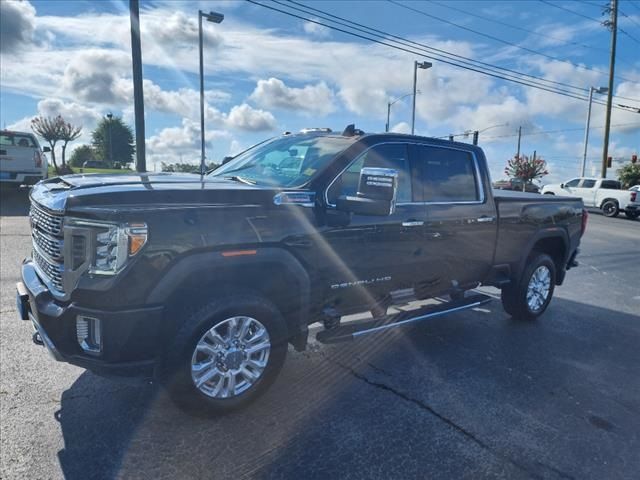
(65, 218, 148, 275)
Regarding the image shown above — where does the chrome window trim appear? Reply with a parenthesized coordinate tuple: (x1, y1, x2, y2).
(325, 141, 485, 207)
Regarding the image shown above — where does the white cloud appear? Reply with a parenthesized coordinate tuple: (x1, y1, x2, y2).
(303, 20, 331, 38)
(249, 77, 335, 115)
(146, 118, 231, 168)
(390, 122, 410, 134)
(225, 104, 277, 132)
(0, 0, 36, 53)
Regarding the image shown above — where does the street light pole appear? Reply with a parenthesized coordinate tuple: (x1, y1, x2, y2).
(411, 61, 432, 135)
(386, 91, 419, 132)
(198, 10, 224, 178)
(582, 86, 608, 177)
(106, 113, 113, 166)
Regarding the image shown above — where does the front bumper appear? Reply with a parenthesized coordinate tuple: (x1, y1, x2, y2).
(16, 260, 163, 378)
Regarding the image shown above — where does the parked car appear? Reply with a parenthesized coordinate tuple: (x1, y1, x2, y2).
(17, 127, 587, 414)
(493, 178, 540, 193)
(82, 160, 109, 169)
(541, 177, 639, 219)
(0, 130, 49, 187)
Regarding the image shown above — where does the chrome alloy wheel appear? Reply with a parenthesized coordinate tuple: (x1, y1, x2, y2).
(526, 266, 551, 312)
(191, 316, 271, 399)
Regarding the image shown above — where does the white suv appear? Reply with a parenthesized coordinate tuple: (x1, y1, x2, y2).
(0, 130, 49, 187)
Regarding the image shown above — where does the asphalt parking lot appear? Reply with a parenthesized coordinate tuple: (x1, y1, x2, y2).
(1, 187, 639, 480)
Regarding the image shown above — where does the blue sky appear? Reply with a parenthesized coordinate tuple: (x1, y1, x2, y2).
(1, 0, 638, 183)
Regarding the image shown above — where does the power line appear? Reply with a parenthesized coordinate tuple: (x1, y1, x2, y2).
(249, 1, 639, 113)
(538, 0, 603, 23)
(389, 0, 635, 83)
(619, 8, 640, 28)
(477, 122, 640, 140)
(285, 0, 586, 94)
(428, 0, 609, 55)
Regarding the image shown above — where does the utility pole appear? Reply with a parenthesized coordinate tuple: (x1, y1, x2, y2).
(130, 0, 146, 172)
(516, 126, 522, 159)
(601, 0, 617, 179)
(386, 102, 391, 132)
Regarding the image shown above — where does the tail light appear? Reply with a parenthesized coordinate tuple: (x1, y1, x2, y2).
(34, 151, 43, 168)
(581, 208, 588, 236)
(631, 191, 637, 202)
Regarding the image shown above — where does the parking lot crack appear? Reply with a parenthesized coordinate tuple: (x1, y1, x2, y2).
(331, 358, 557, 480)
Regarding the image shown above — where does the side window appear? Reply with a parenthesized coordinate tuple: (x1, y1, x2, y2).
(565, 179, 580, 187)
(581, 179, 596, 188)
(419, 146, 479, 202)
(328, 144, 412, 204)
(601, 180, 620, 189)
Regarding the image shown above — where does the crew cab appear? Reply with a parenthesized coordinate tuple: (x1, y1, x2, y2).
(542, 177, 639, 219)
(0, 130, 49, 187)
(16, 127, 587, 413)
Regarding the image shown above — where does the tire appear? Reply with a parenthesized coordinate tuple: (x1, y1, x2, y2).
(624, 210, 640, 220)
(501, 253, 556, 321)
(544, 192, 555, 195)
(162, 292, 288, 415)
(601, 200, 619, 217)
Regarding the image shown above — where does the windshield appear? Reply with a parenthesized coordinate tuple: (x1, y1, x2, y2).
(209, 135, 355, 187)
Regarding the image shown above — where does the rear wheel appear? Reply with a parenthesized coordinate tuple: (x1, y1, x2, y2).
(501, 253, 556, 321)
(163, 293, 288, 414)
(601, 200, 619, 217)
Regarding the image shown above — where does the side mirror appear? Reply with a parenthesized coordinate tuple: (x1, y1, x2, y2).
(336, 167, 398, 216)
(560, 183, 565, 188)
(42, 146, 51, 153)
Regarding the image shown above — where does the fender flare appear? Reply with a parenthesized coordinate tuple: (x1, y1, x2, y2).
(146, 247, 311, 349)
(515, 228, 570, 283)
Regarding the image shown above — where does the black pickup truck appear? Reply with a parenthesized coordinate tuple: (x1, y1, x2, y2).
(16, 127, 587, 413)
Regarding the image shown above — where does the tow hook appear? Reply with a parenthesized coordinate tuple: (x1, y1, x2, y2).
(32, 331, 44, 347)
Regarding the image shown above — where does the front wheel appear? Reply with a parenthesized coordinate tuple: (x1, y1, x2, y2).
(601, 200, 619, 217)
(501, 253, 556, 321)
(163, 293, 288, 414)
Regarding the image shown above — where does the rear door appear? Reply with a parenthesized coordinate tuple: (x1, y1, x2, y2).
(415, 144, 497, 294)
(574, 178, 597, 207)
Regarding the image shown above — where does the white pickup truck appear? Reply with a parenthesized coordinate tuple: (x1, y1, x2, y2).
(541, 177, 639, 219)
(0, 130, 49, 188)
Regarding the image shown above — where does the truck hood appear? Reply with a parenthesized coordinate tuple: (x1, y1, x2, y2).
(30, 173, 299, 213)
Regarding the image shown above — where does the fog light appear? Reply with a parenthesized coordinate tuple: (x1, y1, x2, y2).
(76, 315, 102, 355)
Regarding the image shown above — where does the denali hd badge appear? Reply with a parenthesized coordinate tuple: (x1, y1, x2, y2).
(331, 276, 392, 289)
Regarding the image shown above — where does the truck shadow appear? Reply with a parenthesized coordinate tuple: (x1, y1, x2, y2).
(55, 297, 640, 479)
(0, 187, 30, 216)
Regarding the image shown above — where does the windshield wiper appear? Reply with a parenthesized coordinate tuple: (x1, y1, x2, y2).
(225, 175, 257, 185)
(218, 163, 255, 175)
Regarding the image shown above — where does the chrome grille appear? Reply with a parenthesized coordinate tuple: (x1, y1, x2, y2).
(30, 201, 65, 295)
(32, 229, 62, 260)
(30, 203, 63, 236)
(33, 248, 64, 293)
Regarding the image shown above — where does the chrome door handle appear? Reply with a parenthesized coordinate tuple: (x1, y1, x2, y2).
(476, 216, 495, 223)
(402, 220, 424, 227)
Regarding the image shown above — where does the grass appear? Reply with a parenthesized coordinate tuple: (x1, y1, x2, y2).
(48, 166, 133, 176)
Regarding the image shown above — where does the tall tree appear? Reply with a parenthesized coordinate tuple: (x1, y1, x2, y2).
(504, 154, 549, 191)
(31, 115, 64, 173)
(68, 145, 95, 168)
(91, 116, 135, 166)
(59, 121, 83, 167)
(617, 163, 640, 188)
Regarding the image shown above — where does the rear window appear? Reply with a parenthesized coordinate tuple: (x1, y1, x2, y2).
(417, 146, 480, 202)
(601, 180, 621, 189)
(0, 133, 37, 148)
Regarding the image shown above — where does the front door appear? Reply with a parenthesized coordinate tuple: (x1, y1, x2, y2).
(319, 143, 427, 311)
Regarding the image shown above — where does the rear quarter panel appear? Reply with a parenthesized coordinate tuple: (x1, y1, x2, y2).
(493, 191, 583, 276)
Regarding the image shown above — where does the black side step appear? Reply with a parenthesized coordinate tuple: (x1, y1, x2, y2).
(315, 294, 493, 344)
